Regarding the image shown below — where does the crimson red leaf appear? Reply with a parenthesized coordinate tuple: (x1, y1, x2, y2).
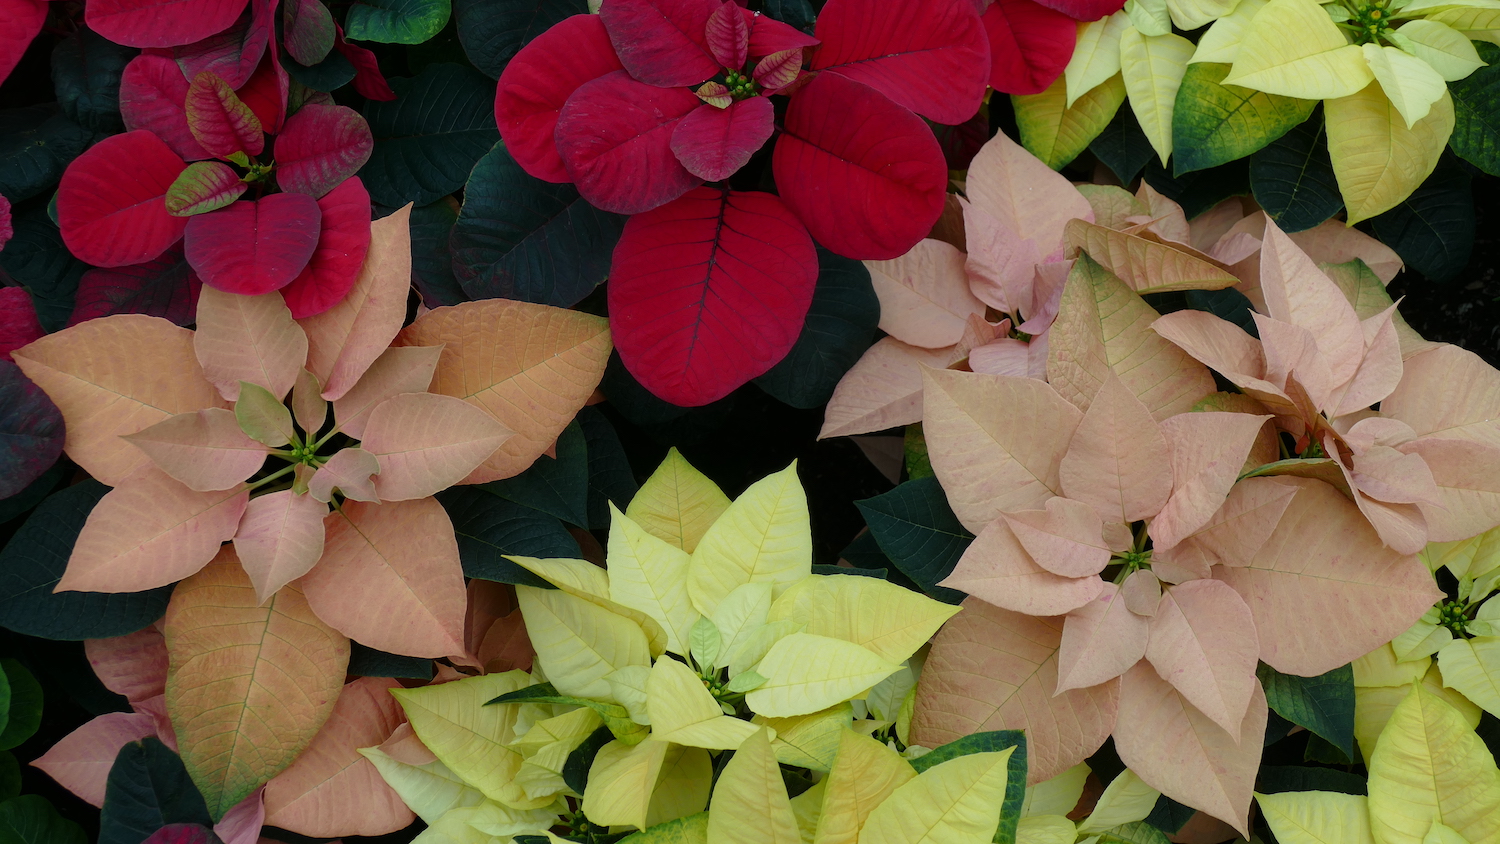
(0, 287, 44, 362)
(334, 26, 395, 102)
(0, 358, 65, 499)
(0, 0, 47, 87)
(120, 55, 213, 161)
(69, 244, 203, 326)
(705, 1, 749, 70)
(495, 13, 623, 183)
(1032, 0, 1126, 19)
(555, 70, 701, 214)
(185, 193, 322, 294)
(86, 0, 250, 48)
(165, 161, 246, 216)
(0, 194, 11, 250)
(236, 48, 288, 133)
(809, 0, 990, 125)
(275, 105, 373, 198)
(670, 97, 772, 181)
(773, 72, 946, 260)
(281, 0, 335, 67)
(279, 177, 372, 319)
(745, 10, 818, 57)
(609, 186, 817, 406)
(143, 824, 224, 844)
(58, 130, 189, 268)
(983, 0, 1075, 95)
(169, 0, 273, 90)
(186, 70, 264, 157)
(599, 0, 720, 87)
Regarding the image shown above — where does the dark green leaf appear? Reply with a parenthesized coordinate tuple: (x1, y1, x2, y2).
(348, 642, 434, 679)
(600, 353, 737, 445)
(360, 63, 499, 206)
(855, 478, 972, 604)
(1264, 709, 1295, 746)
(1256, 765, 1366, 795)
(451, 141, 625, 307)
(1143, 795, 1194, 835)
(1143, 157, 1249, 219)
(0, 361, 64, 502)
(1184, 287, 1257, 336)
(1256, 662, 1355, 758)
(0, 661, 41, 750)
(1, 208, 86, 331)
(0, 481, 174, 639)
(562, 725, 615, 794)
(1097, 821, 1170, 844)
(280, 49, 357, 93)
(487, 683, 647, 743)
(346, 0, 452, 44)
(0, 753, 19, 803)
(436, 487, 577, 585)
(909, 731, 1026, 844)
(1089, 104, 1155, 185)
(810, 564, 887, 579)
(577, 407, 638, 531)
(837, 531, 894, 570)
(409, 198, 467, 307)
(0, 107, 93, 202)
(0, 795, 87, 844)
(282, 0, 337, 66)
(50, 28, 134, 134)
(755, 248, 879, 409)
(453, 0, 586, 78)
(1171, 62, 1313, 176)
(480, 421, 590, 526)
(904, 423, 933, 481)
(0, 462, 65, 523)
(1303, 733, 1351, 765)
(1250, 110, 1342, 233)
(1368, 157, 1473, 282)
(1447, 41, 1500, 176)
(99, 738, 212, 844)
(760, 0, 815, 31)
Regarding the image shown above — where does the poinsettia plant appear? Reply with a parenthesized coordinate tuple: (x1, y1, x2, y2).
(494, 0, 991, 406)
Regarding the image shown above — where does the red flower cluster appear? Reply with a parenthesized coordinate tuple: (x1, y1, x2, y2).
(497, 0, 990, 406)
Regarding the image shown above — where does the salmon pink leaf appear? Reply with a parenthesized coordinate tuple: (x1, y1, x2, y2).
(86, 0, 250, 48)
(166, 162, 246, 217)
(120, 56, 212, 162)
(608, 186, 817, 407)
(774, 72, 947, 260)
(307, 447, 381, 503)
(185, 71, 263, 158)
(0, 288, 43, 362)
(599, 0, 719, 87)
(329, 346, 443, 440)
(192, 285, 308, 402)
(809, 0, 989, 125)
(495, 13, 624, 183)
(275, 105, 374, 198)
(360, 392, 512, 501)
(86, 627, 169, 704)
(32, 712, 160, 808)
(58, 131, 188, 268)
(0, 0, 46, 87)
(670, 97, 773, 181)
(705, 1, 749, 70)
(69, 246, 202, 326)
(555, 70, 702, 215)
(233, 489, 328, 604)
(0, 360, 64, 500)
(1144, 580, 1260, 736)
(170, 0, 274, 90)
(279, 178, 372, 319)
(281, 0, 335, 67)
(982, 0, 1075, 96)
(334, 26, 395, 101)
(185, 194, 322, 295)
(121, 408, 270, 491)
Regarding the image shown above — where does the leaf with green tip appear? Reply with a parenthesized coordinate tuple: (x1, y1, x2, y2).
(908, 730, 1027, 844)
(346, 0, 451, 44)
(165, 162, 246, 217)
(1014, 73, 1126, 170)
(185, 71, 263, 159)
(1256, 662, 1355, 758)
(1172, 62, 1315, 176)
(1249, 110, 1343, 233)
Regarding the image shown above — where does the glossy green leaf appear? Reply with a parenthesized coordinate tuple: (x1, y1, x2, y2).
(280, 49, 357, 93)
(1368, 156, 1474, 282)
(0, 208, 86, 332)
(0, 106, 92, 202)
(755, 248, 879, 410)
(0, 795, 87, 844)
(1249, 109, 1343, 232)
(578, 407, 638, 531)
(855, 478, 972, 605)
(1256, 765, 1367, 795)
(51, 28, 132, 133)
(98, 739, 213, 844)
(453, 0, 586, 78)
(480, 421, 589, 527)
(908, 730, 1027, 844)
(0, 481, 173, 640)
(346, 0, 451, 44)
(0, 661, 40, 752)
(348, 641, 436, 680)
(451, 141, 625, 307)
(1256, 662, 1356, 758)
(1172, 62, 1314, 175)
(360, 63, 499, 206)
(1448, 41, 1500, 176)
(1090, 102, 1157, 184)
(1184, 288, 1258, 336)
(435, 487, 578, 586)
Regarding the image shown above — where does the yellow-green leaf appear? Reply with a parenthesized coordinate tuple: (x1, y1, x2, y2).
(1355, 664, 1480, 768)
(1367, 685, 1500, 844)
(712, 582, 774, 671)
(358, 745, 489, 825)
(1224, 0, 1373, 98)
(767, 575, 959, 665)
(1022, 763, 1091, 818)
(647, 745, 712, 828)
(747, 634, 899, 718)
(1120, 27, 1195, 164)
(619, 812, 710, 843)
(688, 462, 811, 617)
(584, 739, 670, 831)
(608, 504, 699, 654)
(1016, 815, 1079, 844)
(1256, 790, 1376, 844)
(727, 619, 804, 678)
(813, 729, 916, 844)
(752, 703, 852, 773)
(626, 448, 730, 553)
(508, 556, 669, 654)
(646, 656, 762, 749)
(1398, 20, 1486, 81)
(1191, 0, 1269, 64)
(793, 778, 827, 843)
(1437, 636, 1500, 718)
(1077, 770, 1160, 833)
(1325, 83, 1454, 222)
(707, 728, 800, 844)
(856, 746, 1015, 844)
(1013, 74, 1128, 170)
(1066, 13, 1131, 107)
(1363, 43, 1448, 127)
(517, 586, 653, 700)
(1166, 0, 1237, 31)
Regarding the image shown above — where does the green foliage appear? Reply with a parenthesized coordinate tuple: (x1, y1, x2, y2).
(0, 107, 92, 203)
(855, 478, 972, 604)
(50, 28, 132, 134)
(1447, 41, 1500, 177)
(1171, 63, 1314, 176)
(454, 0, 588, 78)
(910, 731, 1027, 844)
(1257, 662, 1356, 758)
(755, 249, 879, 410)
(0, 796, 87, 844)
(1090, 99, 1156, 184)
(1369, 157, 1475, 281)
(481, 421, 591, 527)
(1250, 110, 1343, 233)
(360, 63, 499, 206)
(436, 487, 579, 584)
(98, 739, 213, 844)
(346, 0, 453, 44)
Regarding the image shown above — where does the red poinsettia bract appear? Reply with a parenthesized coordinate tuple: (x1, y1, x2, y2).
(496, 0, 990, 406)
(981, 0, 1126, 95)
